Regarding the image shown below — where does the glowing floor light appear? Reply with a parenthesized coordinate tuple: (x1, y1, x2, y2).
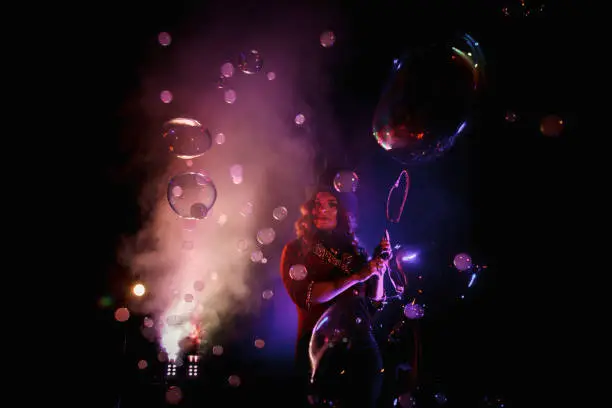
(187, 354, 200, 378)
(166, 361, 177, 377)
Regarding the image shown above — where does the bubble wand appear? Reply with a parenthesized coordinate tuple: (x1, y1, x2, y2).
(379, 169, 410, 295)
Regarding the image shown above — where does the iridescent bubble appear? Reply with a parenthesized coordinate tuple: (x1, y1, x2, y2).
(320, 30, 336, 48)
(228, 374, 241, 387)
(185, 160, 193, 167)
(220, 62, 235, 78)
(114, 307, 130, 322)
(266, 72, 276, 81)
(162, 117, 212, 160)
(272, 206, 288, 221)
(193, 280, 205, 291)
(143, 317, 155, 328)
(167, 172, 217, 219)
(505, 110, 517, 122)
(238, 50, 263, 74)
(184, 293, 194, 302)
(254, 339, 265, 348)
(239, 201, 253, 217)
(256, 227, 276, 245)
(289, 264, 308, 281)
(373, 33, 485, 164)
(295, 113, 306, 125)
(217, 214, 228, 226)
(214, 132, 225, 145)
(540, 114, 564, 137)
(308, 297, 372, 383)
(165, 386, 182, 405)
(250, 250, 264, 263)
(333, 170, 359, 193)
(453, 252, 472, 271)
(160, 90, 173, 103)
(137, 360, 148, 369)
(230, 164, 243, 180)
(262, 289, 274, 300)
(212, 345, 224, 356)
(224, 89, 237, 104)
(403, 303, 425, 319)
(237, 239, 248, 252)
(158, 32, 172, 46)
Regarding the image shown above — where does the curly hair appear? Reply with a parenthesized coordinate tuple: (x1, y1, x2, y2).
(294, 194, 360, 252)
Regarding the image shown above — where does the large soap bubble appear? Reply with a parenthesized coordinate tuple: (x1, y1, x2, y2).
(162, 118, 212, 160)
(372, 33, 485, 165)
(308, 297, 372, 391)
(167, 172, 217, 219)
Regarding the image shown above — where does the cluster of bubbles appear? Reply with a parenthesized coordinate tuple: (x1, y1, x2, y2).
(104, 29, 346, 404)
(505, 111, 565, 137)
(102, 22, 536, 406)
(502, 0, 545, 17)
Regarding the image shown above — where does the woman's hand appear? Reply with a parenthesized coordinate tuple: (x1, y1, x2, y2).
(354, 257, 387, 283)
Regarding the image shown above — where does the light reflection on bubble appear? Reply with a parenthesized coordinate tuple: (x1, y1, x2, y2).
(320, 30, 336, 48)
(228, 374, 241, 387)
(238, 50, 263, 74)
(160, 90, 173, 103)
(333, 170, 359, 193)
(115, 307, 130, 322)
(143, 317, 155, 328)
(256, 227, 276, 245)
(289, 264, 307, 280)
(158, 32, 171, 46)
(254, 339, 265, 348)
(220, 62, 235, 78)
(295, 113, 305, 125)
(217, 214, 228, 226)
(165, 386, 182, 405)
(239, 202, 253, 217)
(237, 239, 248, 252)
(540, 114, 564, 137)
(505, 110, 517, 122)
(453, 252, 472, 271)
(215, 132, 225, 145)
(224, 89, 237, 104)
(272, 206, 288, 221)
(250, 250, 264, 263)
(193, 280, 205, 291)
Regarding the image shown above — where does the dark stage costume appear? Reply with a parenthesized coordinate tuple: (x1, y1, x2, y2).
(280, 233, 385, 408)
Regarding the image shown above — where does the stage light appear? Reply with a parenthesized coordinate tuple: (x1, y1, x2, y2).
(166, 361, 177, 377)
(187, 354, 200, 378)
(132, 283, 146, 297)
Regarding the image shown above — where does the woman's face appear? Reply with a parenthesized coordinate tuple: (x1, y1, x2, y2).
(312, 192, 338, 231)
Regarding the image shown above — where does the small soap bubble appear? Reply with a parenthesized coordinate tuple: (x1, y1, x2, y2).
(158, 32, 172, 46)
(160, 90, 173, 103)
(320, 31, 336, 48)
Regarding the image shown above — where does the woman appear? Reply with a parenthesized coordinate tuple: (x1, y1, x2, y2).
(280, 187, 391, 407)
